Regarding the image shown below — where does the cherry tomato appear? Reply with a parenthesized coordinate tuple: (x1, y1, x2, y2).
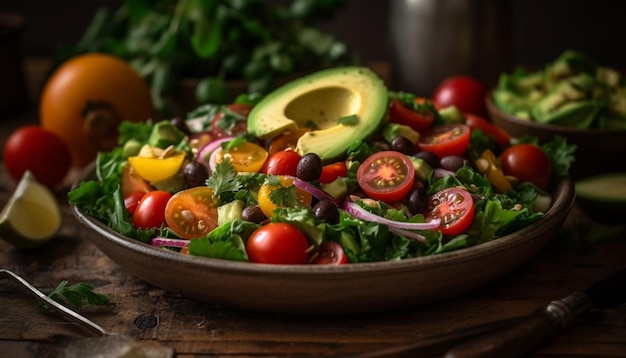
(319, 161, 348, 184)
(388, 98, 436, 133)
(257, 176, 313, 218)
(40, 53, 155, 168)
(464, 113, 510, 148)
(3, 125, 71, 189)
(425, 187, 475, 236)
(500, 144, 552, 190)
(133, 191, 173, 230)
(211, 103, 251, 138)
(267, 128, 311, 155)
(432, 76, 488, 118)
(356, 151, 415, 203)
(417, 123, 471, 158)
(246, 222, 310, 264)
(165, 187, 219, 239)
(214, 140, 268, 173)
(124, 191, 146, 215)
(310, 242, 349, 265)
(261, 150, 302, 176)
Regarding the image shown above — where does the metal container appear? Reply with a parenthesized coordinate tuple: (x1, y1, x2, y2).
(388, 0, 512, 96)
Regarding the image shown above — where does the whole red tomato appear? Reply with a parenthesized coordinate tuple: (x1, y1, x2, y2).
(133, 190, 173, 230)
(432, 76, 488, 118)
(246, 222, 310, 264)
(3, 125, 71, 189)
(500, 144, 552, 190)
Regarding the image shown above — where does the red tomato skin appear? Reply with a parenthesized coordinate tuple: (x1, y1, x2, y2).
(211, 103, 251, 138)
(425, 187, 475, 236)
(388, 99, 435, 133)
(432, 76, 488, 118)
(133, 191, 173, 230)
(464, 113, 511, 148)
(500, 144, 552, 190)
(311, 242, 349, 265)
(319, 161, 348, 184)
(246, 223, 310, 264)
(3, 125, 71, 189)
(357, 151, 415, 203)
(417, 124, 471, 159)
(124, 191, 146, 215)
(260, 150, 302, 176)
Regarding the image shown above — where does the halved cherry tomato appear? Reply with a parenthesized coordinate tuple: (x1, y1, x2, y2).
(310, 242, 349, 265)
(257, 176, 313, 218)
(417, 123, 471, 158)
(464, 113, 510, 148)
(319, 161, 348, 184)
(246, 222, 310, 264)
(214, 140, 268, 173)
(388, 98, 436, 133)
(500, 144, 552, 190)
(165, 187, 219, 239)
(124, 190, 146, 215)
(356, 151, 415, 203)
(425, 187, 475, 236)
(261, 150, 302, 176)
(133, 190, 173, 230)
(211, 103, 251, 138)
(267, 128, 311, 155)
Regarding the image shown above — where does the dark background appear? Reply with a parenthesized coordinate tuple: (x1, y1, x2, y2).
(2, 0, 626, 92)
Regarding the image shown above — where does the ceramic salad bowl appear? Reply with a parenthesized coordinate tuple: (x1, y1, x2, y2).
(71, 162, 574, 315)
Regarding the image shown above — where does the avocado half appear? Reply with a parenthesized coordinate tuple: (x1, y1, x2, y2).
(575, 172, 626, 223)
(247, 66, 388, 162)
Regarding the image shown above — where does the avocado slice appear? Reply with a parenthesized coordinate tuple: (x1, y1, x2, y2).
(575, 172, 626, 223)
(247, 66, 388, 162)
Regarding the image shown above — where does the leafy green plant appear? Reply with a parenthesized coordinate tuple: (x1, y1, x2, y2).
(55, 0, 359, 117)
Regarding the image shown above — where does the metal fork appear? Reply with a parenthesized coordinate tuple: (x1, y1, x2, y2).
(0, 268, 111, 337)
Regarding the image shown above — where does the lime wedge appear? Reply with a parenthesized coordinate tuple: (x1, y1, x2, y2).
(0, 170, 62, 248)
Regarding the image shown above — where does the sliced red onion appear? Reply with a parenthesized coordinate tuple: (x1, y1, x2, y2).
(149, 237, 190, 248)
(388, 227, 426, 242)
(196, 136, 235, 170)
(343, 200, 441, 231)
(287, 176, 339, 205)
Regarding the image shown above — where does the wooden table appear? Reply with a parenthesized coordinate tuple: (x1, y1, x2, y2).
(1, 59, 626, 357)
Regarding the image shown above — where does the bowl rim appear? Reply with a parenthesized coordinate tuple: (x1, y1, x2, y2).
(485, 92, 626, 135)
(71, 162, 576, 276)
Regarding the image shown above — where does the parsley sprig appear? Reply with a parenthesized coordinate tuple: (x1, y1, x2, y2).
(41, 280, 110, 309)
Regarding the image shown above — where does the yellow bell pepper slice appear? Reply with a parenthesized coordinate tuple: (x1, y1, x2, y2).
(478, 150, 512, 193)
(128, 152, 186, 183)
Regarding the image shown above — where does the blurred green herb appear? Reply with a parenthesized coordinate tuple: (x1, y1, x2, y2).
(55, 0, 359, 117)
(40, 280, 110, 309)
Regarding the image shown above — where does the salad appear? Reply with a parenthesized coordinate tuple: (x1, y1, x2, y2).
(69, 70, 575, 265)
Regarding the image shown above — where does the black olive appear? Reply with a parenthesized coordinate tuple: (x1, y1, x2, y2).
(413, 150, 439, 168)
(184, 161, 209, 187)
(241, 206, 266, 224)
(297, 153, 323, 182)
(391, 136, 417, 155)
(406, 186, 428, 214)
(170, 117, 191, 135)
(439, 155, 468, 172)
(313, 199, 340, 224)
